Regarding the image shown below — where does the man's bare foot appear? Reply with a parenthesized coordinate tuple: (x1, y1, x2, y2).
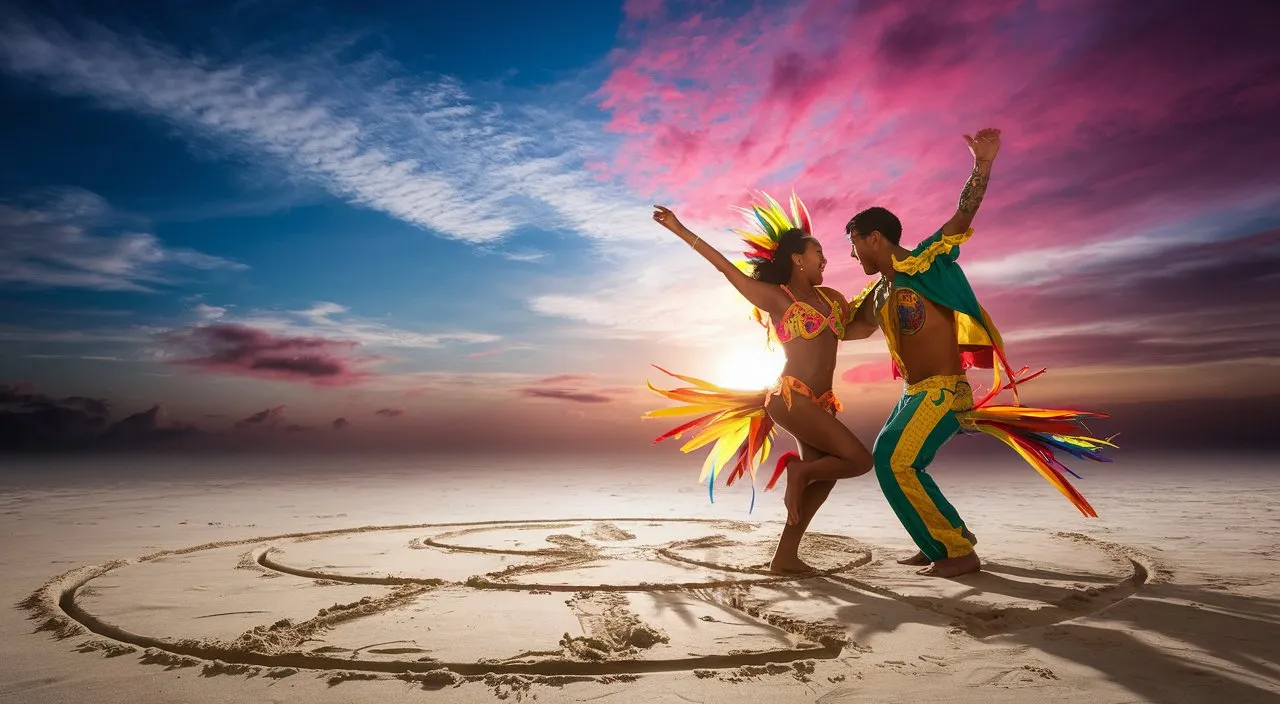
(769, 556, 817, 574)
(781, 458, 805, 525)
(897, 551, 931, 566)
(917, 551, 981, 578)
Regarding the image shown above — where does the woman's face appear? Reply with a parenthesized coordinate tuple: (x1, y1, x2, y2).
(796, 238, 826, 285)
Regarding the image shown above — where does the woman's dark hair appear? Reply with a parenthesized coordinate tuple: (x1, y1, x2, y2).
(751, 228, 813, 285)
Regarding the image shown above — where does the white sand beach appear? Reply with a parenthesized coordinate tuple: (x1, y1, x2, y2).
(1, 453, 1277, 703)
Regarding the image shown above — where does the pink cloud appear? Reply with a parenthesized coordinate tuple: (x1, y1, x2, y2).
(623, 0, 665, 22)
(518, 374, 615, 404)
(841, 361, 894, 385)
(163, 324, 376, 387)
(597, 0, 1280, 287)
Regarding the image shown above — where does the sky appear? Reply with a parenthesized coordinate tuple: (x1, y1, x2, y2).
(1, 0, 1278, 455)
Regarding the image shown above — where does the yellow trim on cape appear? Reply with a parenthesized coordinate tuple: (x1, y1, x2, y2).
(849, 279, 878, 311)
(890, 228, 974, 276)
(876, 292, 909, 377)
(956, 310, 994, 348)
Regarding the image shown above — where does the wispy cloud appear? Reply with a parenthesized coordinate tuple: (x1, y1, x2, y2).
(0, 14, 659, 250)
(223, 301, 501, 350)
(0, 11, 755, 352)
(521, 387, 613, 404)
(0, 324, 152, 344)
(516, 373, 625, 405)
(24, 354, 127, 362)
(0, 188, 245, 292)
(193, 303, 228, 321)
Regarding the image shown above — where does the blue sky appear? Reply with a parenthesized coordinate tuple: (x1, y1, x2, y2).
(2, 0, 1278, 452)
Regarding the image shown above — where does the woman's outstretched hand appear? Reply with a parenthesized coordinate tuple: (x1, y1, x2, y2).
(652, 205, 689, 236)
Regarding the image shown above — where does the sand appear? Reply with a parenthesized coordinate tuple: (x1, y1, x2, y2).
(1, 453, 1278, 703)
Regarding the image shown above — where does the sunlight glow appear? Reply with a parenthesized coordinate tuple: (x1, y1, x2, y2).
(713, 344, 787, 390)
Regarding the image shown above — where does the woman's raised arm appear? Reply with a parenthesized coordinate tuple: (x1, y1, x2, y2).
(653, 205, 786, 313)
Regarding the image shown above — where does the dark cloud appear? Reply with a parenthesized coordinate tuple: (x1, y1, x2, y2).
(331, 417, 350, 430)
(521, 388, 613, 404)
(0, 383, 109, 416)
(163, 324, 374, 387)
(97, 404, 206, 449)
(233, 405, 285, 430)
(374, 408, 403, 418)
(516, 374, 616, 404)
(0, 382, 207, 452)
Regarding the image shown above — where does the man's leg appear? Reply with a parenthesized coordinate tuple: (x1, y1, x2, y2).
(872, 380, 977, 573)
(906, 400, 980, 577)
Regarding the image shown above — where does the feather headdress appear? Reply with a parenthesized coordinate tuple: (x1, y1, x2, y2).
(730, 191, 814, 275)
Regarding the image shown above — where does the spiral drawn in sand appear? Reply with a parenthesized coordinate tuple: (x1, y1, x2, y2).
(19, 518, 1155, 692)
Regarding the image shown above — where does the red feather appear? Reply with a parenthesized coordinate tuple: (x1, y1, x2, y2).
(765, 451, 799, 491)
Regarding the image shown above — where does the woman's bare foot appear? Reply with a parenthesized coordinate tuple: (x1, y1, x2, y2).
(769, 555, 817, 574)
(917, 551, 981, 578)
(897, 551, 931, 566)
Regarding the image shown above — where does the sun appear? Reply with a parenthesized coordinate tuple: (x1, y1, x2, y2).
(712, 344, 787, 390)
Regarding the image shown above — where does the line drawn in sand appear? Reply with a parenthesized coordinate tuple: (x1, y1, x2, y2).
(18, 517, 1156, 697)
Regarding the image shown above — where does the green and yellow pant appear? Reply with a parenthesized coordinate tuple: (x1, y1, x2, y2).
(873, 374, 976, 561)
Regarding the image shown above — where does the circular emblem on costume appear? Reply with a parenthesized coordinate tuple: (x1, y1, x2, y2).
(894, 287, 926, 336)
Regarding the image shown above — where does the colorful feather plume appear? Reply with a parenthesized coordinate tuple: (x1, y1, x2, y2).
(642, 366, 777, 511)
(731, 190, 813, 271)
(959, 373, 1118, 517)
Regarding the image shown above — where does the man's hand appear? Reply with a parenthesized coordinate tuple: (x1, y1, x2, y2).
(963, 127, 1001, 163)
(941, 128, 1000, 236)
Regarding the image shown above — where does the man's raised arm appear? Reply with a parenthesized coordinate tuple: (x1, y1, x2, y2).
(940, 127, 1001, 237)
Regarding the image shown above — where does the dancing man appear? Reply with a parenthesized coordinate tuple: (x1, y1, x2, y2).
(834, 128, 1115, 577)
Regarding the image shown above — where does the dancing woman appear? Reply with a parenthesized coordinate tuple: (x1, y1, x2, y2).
(645, 193, 872, 574)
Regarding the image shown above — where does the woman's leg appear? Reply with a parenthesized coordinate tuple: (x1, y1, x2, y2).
(767, 394, 873, 525)
(769, 440, 837, 573)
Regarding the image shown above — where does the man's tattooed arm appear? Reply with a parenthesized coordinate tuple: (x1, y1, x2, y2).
(941, 159, 994, 236)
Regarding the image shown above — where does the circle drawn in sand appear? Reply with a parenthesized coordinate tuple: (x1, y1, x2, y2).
(21, 518, 865, 683)
(21, 519, 1154, 691)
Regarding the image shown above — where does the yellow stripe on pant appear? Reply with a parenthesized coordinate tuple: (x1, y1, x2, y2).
(872, 375, 976, 561)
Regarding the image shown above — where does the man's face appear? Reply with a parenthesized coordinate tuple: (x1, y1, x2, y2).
(848, 229, 877, 275)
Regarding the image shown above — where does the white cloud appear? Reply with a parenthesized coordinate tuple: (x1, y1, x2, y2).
(0, 17, 664, 249)
(962, 234, 1177, 287)
(0, 14, 752, 347)
(207, 300, 500, 350)
(0, 188, 245, 292)
(495, 250, 549, 263)
(193, 303, 227, 320)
